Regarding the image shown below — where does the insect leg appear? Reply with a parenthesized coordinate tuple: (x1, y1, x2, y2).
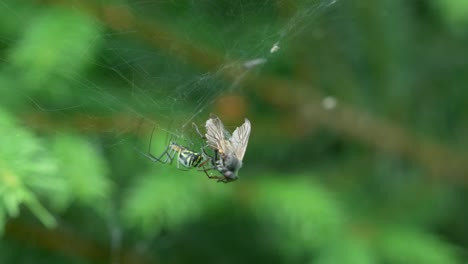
(199, 163, 225, 181)
(198, 147, 217, 173)
(197, 157, 211, 168)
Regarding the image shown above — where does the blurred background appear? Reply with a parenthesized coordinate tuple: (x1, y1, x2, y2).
(1, 0, 468, 263)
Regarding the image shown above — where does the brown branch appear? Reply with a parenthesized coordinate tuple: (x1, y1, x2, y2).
(298, 95, 468, 179)
(5, 219, 152, 264)
(21, 112, 143, 135)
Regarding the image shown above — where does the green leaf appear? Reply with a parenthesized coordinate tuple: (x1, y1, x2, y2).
(6, 6, 102, 102)
(0, 0, 36, 38)
(51, 134, 112, 211)
(252, 177, 345, 256)
(0, 108, 63, 227)
(433, 0, 468, 29)
(379, 226, 459, 264)
(315, 238, 377, 264)
(23, 192, 56, 228)
(122, 165, 231, 234)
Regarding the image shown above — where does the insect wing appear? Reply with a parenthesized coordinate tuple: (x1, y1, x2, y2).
(230, 118, 251, 161)
(205, 115, 231, 154)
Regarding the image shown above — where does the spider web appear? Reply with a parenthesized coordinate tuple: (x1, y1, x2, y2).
(0, 0, 339, 147)
(0, 0, 340, 257)
(76, 0, 339, 146)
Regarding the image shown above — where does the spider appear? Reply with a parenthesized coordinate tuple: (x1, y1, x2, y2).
(136, 126, 222, 181)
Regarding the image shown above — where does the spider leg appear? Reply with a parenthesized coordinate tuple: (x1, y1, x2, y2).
(218, 178, 236, 183)
(165, 147, 177, 164)
(173, 148, 193, 171)
(197, 148, 217, 174)
(198, 161, 218, 179)
(197, 158, 211, 168)
(192, 122, 206, 140)
(199, 164, 228, 182)
(135, 144, 172, 163)
(136, 125, 177, 164)
(176, 149, 182, 169)
(197, 144, 229, 181)
(148, 125, 157, 153)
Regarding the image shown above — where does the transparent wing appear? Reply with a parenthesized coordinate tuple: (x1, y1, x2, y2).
(230, 118, 251, 161)
(205, 114, 231, 154)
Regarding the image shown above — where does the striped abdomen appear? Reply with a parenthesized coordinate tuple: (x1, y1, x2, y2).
(170, 143, 204, 168)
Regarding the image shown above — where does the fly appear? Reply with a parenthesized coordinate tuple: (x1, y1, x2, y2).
(194, 114, 251, 183)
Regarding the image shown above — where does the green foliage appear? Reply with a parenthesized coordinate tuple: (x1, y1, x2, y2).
(379, 226, 459, 264)
(0, 108, 113, 228)
(0, 108, 62, 228)
(315, 238, 376, 264)
(252, 177, 461, 263)
(433, 0, 468, 30)
(253, 178, 345, 254)
(0, 1, 36, 40)
(51, 134, 112, 211)
(5, 6, 101, 104)
(122, 166, 231, 234)
(0, 0, 466, 263)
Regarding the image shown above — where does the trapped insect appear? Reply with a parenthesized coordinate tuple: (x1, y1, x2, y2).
(194, 114, 251, 183)
(136, 127, 211, 171)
